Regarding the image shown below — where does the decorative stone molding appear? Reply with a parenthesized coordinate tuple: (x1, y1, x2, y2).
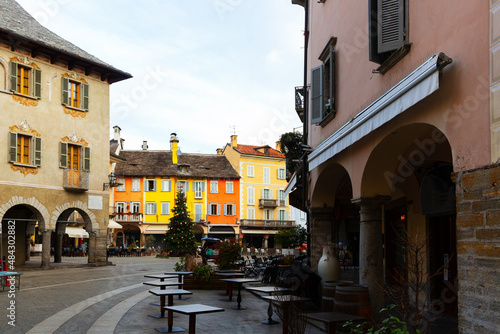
(12, 94, 39, 107)
(10, 56, 40, 69)
(63, 106, 86, 118)
(0, 196, 49, 227)
(50, 200, 98, 231)
(61, 133, 88, 146)
(62, 72, 88, 84)
(9, 120, 41, 136)
(10, 165, 38, 176)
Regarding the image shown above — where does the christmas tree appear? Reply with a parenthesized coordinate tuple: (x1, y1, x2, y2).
(163, 190, 197, 256)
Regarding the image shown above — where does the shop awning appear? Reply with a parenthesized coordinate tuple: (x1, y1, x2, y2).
(145, 224, 169, 234)
(240, 229, 278, 235)
(308, 53, 452, 171)
(208, 226, 235, 234)
(65, 226, 89, 238)
(107, 220, 122, 229)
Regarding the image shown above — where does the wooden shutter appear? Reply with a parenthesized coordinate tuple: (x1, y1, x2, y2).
(9, 62, 17, 92)
(82, 146, 91, 171)
(81, 83, 89, 110)
(144, 180, 148, 191)
(217, 204, 221, 216)
(224, 204, 228, 215)
(33, 137, 42, 166)
(33, 68, 42, 98)
(59, 142, 68, 168)
(61, 77, 69, 105)
(8, 132, 17, 162)
(311, 65, 323, 124)
(377, 0, 405, 53)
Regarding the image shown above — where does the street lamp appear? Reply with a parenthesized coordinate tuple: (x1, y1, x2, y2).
(103, 173, 118, 191)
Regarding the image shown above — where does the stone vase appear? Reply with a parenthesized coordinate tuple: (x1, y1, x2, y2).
(317, 246, 340, 282)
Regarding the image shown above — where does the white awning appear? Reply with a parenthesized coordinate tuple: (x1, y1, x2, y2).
(107, 220, 122, 229)
(284, 174, 297, 197)
(240, 230, 278, 235)
(145, 224, 169, 234)
(309, 53, 450, 171)
(65, 226, 89, 238)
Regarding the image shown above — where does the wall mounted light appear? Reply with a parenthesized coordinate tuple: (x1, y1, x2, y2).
(103, 173, 118, 191)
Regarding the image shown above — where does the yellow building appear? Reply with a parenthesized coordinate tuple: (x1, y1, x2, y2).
(221, 135, 294, 249)
(0, 0, 130, 267)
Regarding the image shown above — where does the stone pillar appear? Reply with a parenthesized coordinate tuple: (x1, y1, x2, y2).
(25, 234, 32, 261)
(309, 207, 335, 271)
(88, 230, 107, 266)
(263, 235, 269, 249)
(40, 230, 53, 268)
(351, 196, 389, 318)
(140, 232, 146, 248)
(54, 231, 64, 263)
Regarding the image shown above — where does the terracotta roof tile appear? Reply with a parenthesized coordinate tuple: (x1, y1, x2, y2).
(234, 144, 285, 158)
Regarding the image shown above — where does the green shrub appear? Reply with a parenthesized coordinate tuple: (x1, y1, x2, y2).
(214, 239, 242, 270)
(343, 305, 419, 334)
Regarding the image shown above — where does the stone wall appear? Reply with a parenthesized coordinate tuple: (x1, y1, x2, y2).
(88, 233, 108, 266)
(455, 163, 500, 333)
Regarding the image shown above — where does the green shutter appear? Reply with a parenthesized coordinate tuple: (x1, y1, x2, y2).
(59, 142, 68, 168)
(311, 65, 323, 124)
(83, 146, 91, 171)
(9, 62, 18, 92)
(377, 0, 405, 53)
(33, 68, 42, 98)
(8, 132, 17, 163)
(33, 137, 42, 166)
(81, 83, 89, 111)
(61, 77, 69, 105)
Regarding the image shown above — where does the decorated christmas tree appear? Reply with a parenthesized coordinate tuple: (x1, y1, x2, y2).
(163, 190, 197, 256)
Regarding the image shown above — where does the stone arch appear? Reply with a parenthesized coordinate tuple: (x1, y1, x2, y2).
(50, 200, 98, 231)
(0, 196, 50, 229)
(0, 56, 7, 90)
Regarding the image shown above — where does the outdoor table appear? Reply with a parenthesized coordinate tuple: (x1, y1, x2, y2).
(216, 272, 246, 297)
(164, 271, 193, 300)
(0, 271, 22, 290)
(148, 289, 193, 321)
(219, 278, 261, 310)
(304, 311, 366, 334)
(144, 275, 178, 306)
(163, 304, 224, 334)
(143, 281, 183, 290)
(246, 286, 290, 325)
(263, 295, 311, 334)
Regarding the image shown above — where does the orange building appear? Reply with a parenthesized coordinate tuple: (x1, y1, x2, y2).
(205, 177, 240, 239)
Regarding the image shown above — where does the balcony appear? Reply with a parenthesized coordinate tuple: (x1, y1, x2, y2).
(240, 219, 295, 228)
(63, 169, 89, 192)
(295, 86, 305, 122)
(259, 199, 278, 209)
(114, 214, 142, 222)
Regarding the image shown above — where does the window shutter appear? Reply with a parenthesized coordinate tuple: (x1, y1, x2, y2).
(377, 0, 405, 53)
(81, 83, 89, 111)
(82, 146, 90, 171)
(217, 204, 221, 216)
(59, 142, 68, 168)
(144, 180, 148, 191)
(61, 77, 69, 105)
(33, 137, 42, 166)
(311, 65, 323, 124)
(186, 181, 189, 191)
(33, 68, 42, 98)
(202, 182, 205, 191)
(9, 62, 17, 92)
(224, 204, 228, 215)
(8, 132, 17, 163)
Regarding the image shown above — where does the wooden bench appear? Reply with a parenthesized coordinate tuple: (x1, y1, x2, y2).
(162, 304, 225, 334)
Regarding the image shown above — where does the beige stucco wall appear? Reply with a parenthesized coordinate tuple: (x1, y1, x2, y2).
(491, 0, 500, 161)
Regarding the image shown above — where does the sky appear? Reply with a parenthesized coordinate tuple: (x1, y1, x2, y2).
(16, 0, 305, 154)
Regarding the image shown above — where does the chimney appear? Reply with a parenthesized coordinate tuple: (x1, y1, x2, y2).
(142, 141, 148, 150)
(230, 135, 237, 148)
(276, 141, 281, 152)
(216, 148, 223, 155)
(170, 133, 179, 164)
(113, 125, 122, 141)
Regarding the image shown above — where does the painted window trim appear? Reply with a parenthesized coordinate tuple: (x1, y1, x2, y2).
(8, 132, 42, 167)
(9, 61, 42, 99)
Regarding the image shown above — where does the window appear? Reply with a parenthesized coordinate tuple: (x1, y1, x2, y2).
(368, 0, 409, 70)
(311, 37, 336, 125)
(62, 77, 89, 110)
(59, 142, 90, 171)
(115, 202, 125, 214)
(146, 202, 157, 215)
(247, 165, 254, 177)
(194, 203, 203, 221)
(262, 188, 271, 199)
(131, 202, 140, 213)
(209, 203, 220, 216)
(264, 209, 273, 220)
(224, 204, 235, 216)
(161, 202, 170, 215)
(162, 179, 171, 192)
(177, 180, 189, 194)
(278, 210, 288, 221)
(8, 132, 42, 166)
(9, 61, 41, 98)
(132, 178, 141, 192)
(116, 178, 125, 192)
(278, 190, 287, 206)
(278, 168, 286, 180)
(247, 186, 255, 205)
(226, 181, 233, 194)
(247, 207, 255, 220)
(193, 181, 204, 199)
(263, 167, 270, 184)
(210, 181, 218, 193)
(144, 179, 156, 192)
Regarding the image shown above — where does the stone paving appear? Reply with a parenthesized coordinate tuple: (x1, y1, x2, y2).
(0, 256, 329, 334)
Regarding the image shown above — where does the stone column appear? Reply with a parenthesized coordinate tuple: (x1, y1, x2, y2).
(40, 230, 53, 268)
(309, 207, 335, 271)
(263, 235, 269, 249)
(351, 196, 390, 318)
(88, 230, 107, 266)
(54, 231, 64, 263)
(25, 234, 32, 262)
(140, 232, 146, 248)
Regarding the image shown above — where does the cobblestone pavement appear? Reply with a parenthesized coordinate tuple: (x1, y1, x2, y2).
(0, 256, 327, 334)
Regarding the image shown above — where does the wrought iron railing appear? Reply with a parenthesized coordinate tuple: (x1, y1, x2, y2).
(63, 169, 89, 192)
(295, 86, 305, 112)
(114, 214, 142, 222)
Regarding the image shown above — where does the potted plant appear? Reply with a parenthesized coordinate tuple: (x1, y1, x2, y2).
(176, 255, 225, 290)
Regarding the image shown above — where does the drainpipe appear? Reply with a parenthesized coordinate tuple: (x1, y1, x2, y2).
(302, 0, 310, 266)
